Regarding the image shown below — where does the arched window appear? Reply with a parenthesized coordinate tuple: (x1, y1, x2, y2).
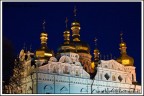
(118, 75, 123, 82)
(112, 75, 116, 81)
(44, 85, 53, 94)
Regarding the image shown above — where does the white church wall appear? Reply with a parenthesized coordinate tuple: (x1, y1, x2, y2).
(20, 57, 141, 94)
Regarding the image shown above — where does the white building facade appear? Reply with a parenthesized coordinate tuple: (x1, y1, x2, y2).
(19, 52, 141, 94)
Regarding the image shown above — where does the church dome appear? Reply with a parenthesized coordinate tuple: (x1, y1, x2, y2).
(94, 48, 99, 53)
(58, 22, 77, 53)
(71, 20, 80, 27)
(58, 42, 76, 53)
(120, 42, 126, 47)
(117, 33, 134, 66)
(35, 46, 54, 59)
(72, 41, 90, 54)
(117, 54, 134, 66)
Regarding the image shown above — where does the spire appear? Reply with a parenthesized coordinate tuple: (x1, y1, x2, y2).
(35, 19, 54, 60)
(120, 32, 123, 43)
(119, 32, 126, 48)
(71, 5, 81, 41)
(93, 37, 100, 62)
(63, 17, 70, 44)
(117, 32, 134, 66)
(40, 20, 48, 48)
(74, 5, 77, 17)
(94, 37, 98, 48)
(42, 19, 46, 32)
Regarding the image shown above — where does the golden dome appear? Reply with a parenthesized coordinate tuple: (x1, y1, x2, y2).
(36, 30, 54, 59)
(120, 42, 126, 47)
(35, 47, 54, 59)
(58, 28, 76, 53)
(71, 21, 81, 31)
(94, 48, 99, 53)
(58, 42, 76, 53)
(71, 21, 80, 27)
(117, 54, 134, 66)
(73, 41, 90, 53)
(117, 32, 134, 66)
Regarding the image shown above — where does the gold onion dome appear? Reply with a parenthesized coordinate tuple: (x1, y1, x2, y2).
(71, 20, 90, 53)
(58, 32, 76, 53)
(120, 42, 126, 47)
(117, 54, 134, 66)
(58, 17, 76, 53)
(71, 20, 80, 27)
(94, 48, 99, 54)
(93, 38, 100, 55)
(58, 42, 76, 53)
(116, 33, 134, 66)
(72, 41, 90, 53)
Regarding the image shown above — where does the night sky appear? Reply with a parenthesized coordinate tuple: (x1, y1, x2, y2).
(2, 2, 141, 84)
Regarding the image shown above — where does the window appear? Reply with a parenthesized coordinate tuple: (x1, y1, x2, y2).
(118, 75, 123, 82)
(104, 73, 110, 80)
(112, 75, 116, 81)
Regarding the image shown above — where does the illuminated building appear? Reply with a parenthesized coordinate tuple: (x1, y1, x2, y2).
(3, 6, 141, 94)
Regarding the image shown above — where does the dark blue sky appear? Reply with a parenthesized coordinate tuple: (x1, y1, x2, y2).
(3, 2, 141, 84)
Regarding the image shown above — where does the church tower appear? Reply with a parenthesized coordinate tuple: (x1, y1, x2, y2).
(71, 6, 92, 73)
(90, 38, 100, 79)
(35, 20, 54, 61)
(57, 17, 76, 54)
(117, 32, 136, 83)
(116, 32, 134, 66)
